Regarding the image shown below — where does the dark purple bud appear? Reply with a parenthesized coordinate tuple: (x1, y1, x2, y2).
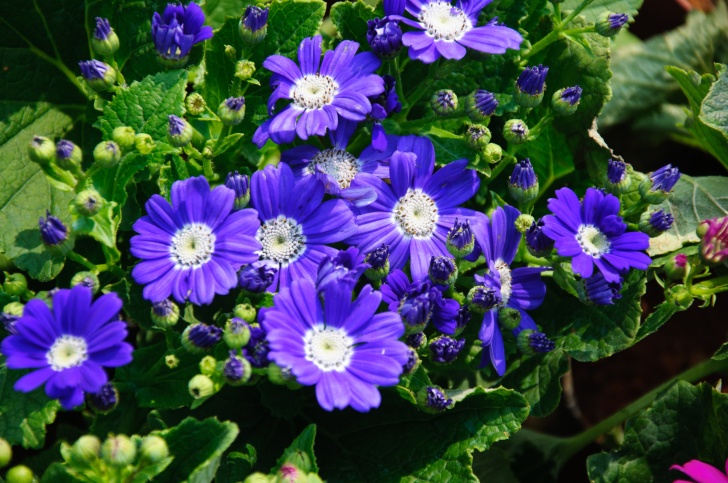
(87, 383, 119, 413)
(428, 256, 457, 286)
(525, 218, 554, 258)
(238, 262, 277, 293)
(516, 65, 549, 96)
(243, 324, 270, 368)
(242, 6, 269, 32)
(582, 272, 623, 306)
(225, 171, 251, 210)
(517, 330, 555, 355)
(367, 17, 403, 57)
(39, 210, 68, 246)
(429, 336, 466, 364)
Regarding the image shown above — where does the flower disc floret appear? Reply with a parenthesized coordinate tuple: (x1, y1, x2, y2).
(418, 1, 471, 40)
(306, 149, 361, 188)
(256, 216, 306, 266)
(393, 190, 439, 238)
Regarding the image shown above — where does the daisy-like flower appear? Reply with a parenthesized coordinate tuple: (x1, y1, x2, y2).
(130, 176, 261, 305)
(471, 206, 549, 376)
(251, 163, 356, 291)
(262, 279, 409, 412)
(151, 2, 213, 64)
(541, 187, 651, 283)
(671, 458, 728, 483)
(394, 0, 522, 63)
(0, 285, 132, 410)
(279, 120, 385, 206)
(349, 135, 480, 280)
(253, 35, 385, 147)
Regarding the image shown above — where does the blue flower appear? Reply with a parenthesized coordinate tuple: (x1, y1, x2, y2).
(253, 36, 384, 147)
(250, 163, 356, 291)
(152, 2, 213, 62)
(471, 206, 549, 375)
(516, 65, 549, 96)
(0, 286, 132, 410)
(262, 279, 409, 412)
(648, 164, 681, 192)
(316, 247, 368, 291)
(348, 135, 480, 280)
(525, 218, 554, 258)
(542, 187, 651, 283)
(395, 0, 522, 63)
(94, 17, 113, 41)
(130, 176, 261, 305)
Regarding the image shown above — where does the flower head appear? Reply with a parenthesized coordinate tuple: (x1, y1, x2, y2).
(92, 18, 119, 57)
(671, 458, 728, 483)
(367, 17, 403, 57)
(39, 210, 68, 246)
(263, 279, 409, 412)
(238, 261, 277, 293)
(700, 216, 728, 264)
(348, 135, 480, 280)
(542, 187, 651, 283)
(152, 2, 213, 62)
(130, 176, 261, 305)
(94, 17, 113, 41)
(397, 0, 522, 63)
(253, 35, 384, 147)
(525, 218, 554, 258)
(0, 285, 132, 409)
(515, 65, 548, 107)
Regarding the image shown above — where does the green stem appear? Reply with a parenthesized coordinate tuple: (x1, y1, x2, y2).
(521, 29, 562, 61)
(521, 0, 595, 62)
(68, 251, 98, 271)
(403, 60, 440, 118)
(554, 2, 562, 23)
(559, 0, 596, 28)
(528, 111, 555, 139)
(562, 26, 596, 36)
(691, 275, 728, 296)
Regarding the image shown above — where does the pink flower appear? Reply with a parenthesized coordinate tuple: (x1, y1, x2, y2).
(671, 458, 728, 483)
(700, 216, 728, 264)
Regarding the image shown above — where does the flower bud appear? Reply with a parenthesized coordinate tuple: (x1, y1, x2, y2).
(135, 133, 155, 154)
(223, 351, 252, 386)
(514, 64, 548, 108)
(28, 136, 56, 165)
(446, 219, 474, 257)
(498, 307, 521, 330)
(3, 302, 23, 317)
(235, 60, 256, 81)
(139, 435, 169, 464)
(364, 244, 390, 281)
(70, 271, 100, 294)
(55, 139, 83, 171)
(240, 6, 269, 44)
(664, 253, 688, 281)
(578, 272, 623, 306)
(402, 347, 420, 375)
(244, 473, 274, 483)
(93, 141, 121, 168)
(218, 97, 246, 126)
(467, 284, 501, 314)
(267, 363, 299, 388)
(0, 438, 11, 468)
(39, 210, 69, 247)
(666, 284, 693, 310)
(639, 164, 681, 204)
(224, 317, 252, 349)
(101, 435, 137, 467)
(464, 124, 491, 150)
(428, 256, 457, 286)
(165, 354, 180, 369)
(224, 44, 237, 60)
(188, 374, 215, 399)
(238, 262, 277, 293)
(185, 92, 207, 116)
(199, 356, 218, 376)
(503, 119, 529, 144)
(92, 18, 120, 57)
(3, 273, 27, 297)
(70, 435, 101, 465)
(406, 332, 427, 349)
(454, 305, 471, 336)
(417, 386, 453, 414)
(87, 383, 118, 413)
(430, 90, 458, 116)
(5, 465, 33, 483)
(465, 89, 498, 122)
(552, 85, 582, 116)
(699, 216, 728, 265)
(639, 210, 674, 237)
(516, 330, 555, 355)
(182, 323, 223, 353)
(515, 214, 535, 234)
(428, 336, 465, 364)
(79, 60, 117, 92)
(596, 12, 629, 37)
(604, 158, 632, 194)
(225, 171, 251, 210)
(73, 189, 103, 217)
(366, 18, 403, 58)
(150, 299, 180, 329)
(508, 158, 539, 205)
(233, 302, 256, 323)
(167, 115, 193, 147)
(525, 218, 554, 258)
(481, 143, 503, 164)
(112, 126, 136, 151)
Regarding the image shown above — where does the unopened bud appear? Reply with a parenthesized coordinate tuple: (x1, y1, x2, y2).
(188, 374, 215, 399)
(135, 133, 155, 154)
(0, 438, 11, 468)
(185, 93, 207, 116)
(93, 141, 121, 168)
(481, 143, 503, 164)
(430, 90, 458, 116)
(3, 273, 27, 297)
(503, 119, 529, 144)
(70, 435, 101, 465)
(73, 189, 103, 217)
(55, 140, 83, 171)
(139, 435, 169, 464)
(150, 299, 180, 329)
(498, 307, 521, 330)
(70, 271, 100, 293)
(465, 124, 491, 150)
(167, 115, 193, 147)
(5, 465, 33, 483)
(224, 317, 251, 349)
(235, 60, 256, 81)
(28, 136, 56, 165)
(112, 126, 136, 151)
(101, 435, 137, 467)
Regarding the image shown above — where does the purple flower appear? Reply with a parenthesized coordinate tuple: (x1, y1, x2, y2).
(367, 17, 403, 57)
(671, 458, 728, 483)
(525, 218, 554, 258)
(253, 36, 384, 147)
(242, 6, 268, 32)
(238, 261, 277, 293)
(516, 65, 549, 96)
(348, 135, 480, 280)
(648, 164, 681, 192)
(39, 210, 68, 246)
(130, 176, 261, 305)
(582, 272, 623, 306)
(700, 216, 728, 264)
(250, 163, 356, 291)
(471, 206, 549, 376)
(429, 336, 465, 364)
(262, 279, 409, 412)
(541, 187, 651, 283)
(370, 75, 402, 152)
(243, 324, 270, 368)
(395, 0, 522, 63)
(152, 2, 213, 61)
(78, 60, 109, 80)
(316, 247, 368, 291)
(559, 85, 582, 105)
(0, 286, 132, 410)
(94, 17, 113, 41)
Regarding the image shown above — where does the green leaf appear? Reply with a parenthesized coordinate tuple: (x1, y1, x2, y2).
(559, 0, 644, 23)
(114, 343, 200, 409)
(538, 270, 646, 362)
(213, 133, 245, 157)
(156, 417, 240, 483)
(71, 202, 118, 251)
(635, 301, 680, 343)
(500, 349, 570, 418)
(601, 3, 728, 127)
(700, 63, 728, 140)
(202, 0, 249, 29)
(255, 0, 325, 63)
(216, 447, 257, 483)
(0, 362, 60, 449)
(95, 70, 188, 148)
(713, 342, 728, 360)
(330, 1, 381, 46)
(524, 126, 576, 198)
(0, 103, 75, 281)
(204, 17, 246, 112)
(587, 381, 728, 482)
(274, 425, 318, 474)
(423, 125, 479, 166)
(648, 175, 728, 256)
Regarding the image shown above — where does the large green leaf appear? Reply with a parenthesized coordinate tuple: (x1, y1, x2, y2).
(700, 63, 728, 140)
(560, 0, 644, 23)
(202, 0, 249, 29)
(587, 381, 728, 482)
(0, 362, 60, 449)
(0, 103, 75, 281)
(524, 125, 576, 198)
(253, 0, 325, 63)
(204, 16, 246, 112)
(330, 1, 381, 47)
(648, 175, 728, 256)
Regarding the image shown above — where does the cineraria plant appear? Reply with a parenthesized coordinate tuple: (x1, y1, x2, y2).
(1, 0, 728, 481)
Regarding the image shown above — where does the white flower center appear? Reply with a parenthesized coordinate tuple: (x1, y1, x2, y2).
(291, 74, 339, 110)
(257, 216, 306, 266)
(171, 223, 216, 268)
(46, 335, 88, 371)
(493, 259, 512, 306)
(304, 325, 353, 372)
(576, 224, 611, 258)
(306, 149, 361, 188)
(418, 1, 472, 41)
(393, 189, 439, 238)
